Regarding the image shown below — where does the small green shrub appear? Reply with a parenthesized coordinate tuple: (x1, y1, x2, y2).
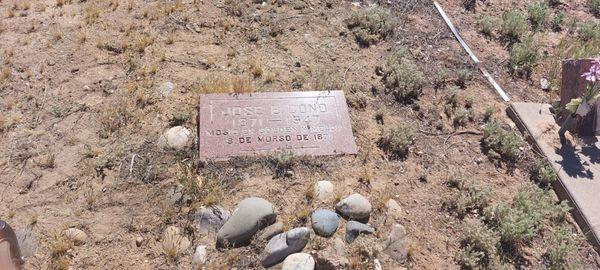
(455, 219, 500, 269)
(444, 89, 475, 127)
(528, 0, 549, 31)
(578, 22, 600, 42)
(477, 15, 497, 37)
(456, 68, 474, 88)
(379, 123, 415, 159)
(482, 121, 524, 161)
(509, 37, 538, 78)
(551, 12, 565, 32)
(449, 178, 492, 217)
(545, 226, 576, 270)
(346, 7, 396, 46)
(501, 10, 529, 41)
(530, 158, 558, 184)
(483, 107, 495, 123)
(383, 48, 425, 103)
(589, 0, 600, 17)
(485, 186, 571, 245)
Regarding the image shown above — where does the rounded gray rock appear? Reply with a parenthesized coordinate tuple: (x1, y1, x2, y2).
(282, 253, 315, 270)
(261, 227, 310, 267)
(217, 197, 276, 248)
(384, 223, 409, 262)
(194, 205, 230, 234)
(335, 193, 372, 220)
(259, 222, 284, 241)
(311, 209, 339, 237)
(345, 221, 374, 244)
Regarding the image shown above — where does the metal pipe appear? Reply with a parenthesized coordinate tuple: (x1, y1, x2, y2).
(0, 220, 23, 270)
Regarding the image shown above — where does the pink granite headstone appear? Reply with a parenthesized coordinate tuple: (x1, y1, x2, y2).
(559, 59, 600, 136)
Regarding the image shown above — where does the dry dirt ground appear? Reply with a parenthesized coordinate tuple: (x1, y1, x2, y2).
(0, 0, 599, 269)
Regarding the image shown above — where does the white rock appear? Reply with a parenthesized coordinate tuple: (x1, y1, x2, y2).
(314, 181, 334, 203)
(158, 126, 191, 150)
(282, 253, 315, 270)
(335, 193, 372, 220)
(159, 81, 174, 97)
(386, 199, 402, 220)
(540, 78, 550, 91)
(62, 228, 87, 246)
(192, 245, 207, 266)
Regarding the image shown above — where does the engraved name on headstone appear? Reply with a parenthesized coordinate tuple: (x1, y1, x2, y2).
(197, 91, 358, 160)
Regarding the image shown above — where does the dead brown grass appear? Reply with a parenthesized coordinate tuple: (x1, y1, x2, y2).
(84, 3, 101, 25)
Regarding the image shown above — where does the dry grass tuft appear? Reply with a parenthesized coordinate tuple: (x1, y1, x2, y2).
(248, 58, 263, 78)
(194, 73, 232, 93)
(132, 33, 155, 53)
(35, 153, 56, 169)
(232, 75, 254, 93)
(50, 235, 73, 258)
(84, 3, 101, 25)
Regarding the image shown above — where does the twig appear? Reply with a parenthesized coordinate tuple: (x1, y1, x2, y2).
(443, 130, 483, 156)
(129, 154, 137, 175)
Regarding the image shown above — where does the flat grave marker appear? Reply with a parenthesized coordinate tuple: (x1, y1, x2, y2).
(197, 91, 358, 160)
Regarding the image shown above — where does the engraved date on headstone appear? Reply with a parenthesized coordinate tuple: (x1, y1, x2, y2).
(197, 91, 358, 159)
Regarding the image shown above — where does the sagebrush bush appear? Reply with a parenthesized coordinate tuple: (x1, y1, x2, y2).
(455, 219, 500, 269)
(477, 15, 496, 37)
(528, 0, 549, 31)
(551, 12, 565, 32)
(379, 123, 415, 159)
(449, 178, 492, 217)
(383, 48, 425, 103)
(444, 89, 475, 127)
(530, 158, 558, 184)
(482, 121, 524, 161)
(485, 186, 570, 245)
(546, 226, 576, 270)
(509, 37, 538, 78)
(346, 7, 396, 46)
(578, 22, 600, 42)
(501, 10, 529, 41)
(589, 0, 600, 17)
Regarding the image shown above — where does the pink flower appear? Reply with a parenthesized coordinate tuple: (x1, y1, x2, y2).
(582, 58, 600, 82)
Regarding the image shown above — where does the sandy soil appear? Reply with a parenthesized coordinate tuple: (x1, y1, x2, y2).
(0, 0, 599, 269)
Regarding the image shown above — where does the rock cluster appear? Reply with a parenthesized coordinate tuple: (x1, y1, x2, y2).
(158, 181, 410, 269)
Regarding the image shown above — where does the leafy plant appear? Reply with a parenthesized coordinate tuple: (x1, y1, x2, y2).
(477, 15, 497, 37)
(383, 48, 425, 103)
(530, 158, 558, 184)
(449, 178, 492, 217)
(482, 121, 524, 161)
(589, 0, 600, 17)
(578, 22, 600, 42)
(501, 10, 529, 41)
(346, 7, 396, 46)
(509, 37, 538, 78)
(379, 123, 415, 159)
(528, 0, 549, 31)
(455, 219, 500, 269)
(485, 186, 570, 245)
(545, 226, 577, 270)
(551, 12, 565, 32)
